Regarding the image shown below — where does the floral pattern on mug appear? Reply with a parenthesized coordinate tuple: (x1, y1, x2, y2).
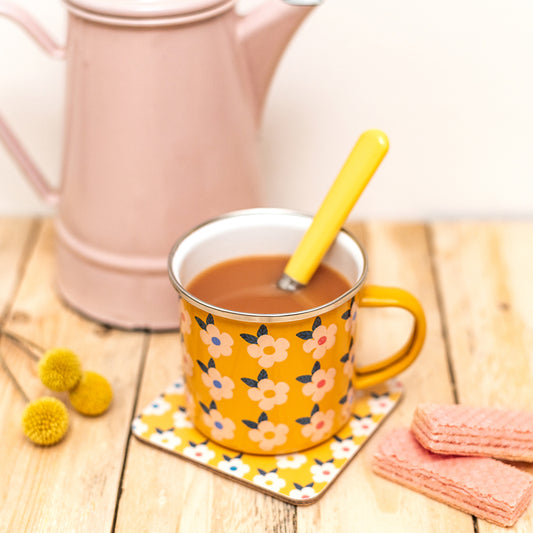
(243, 412, 289, 452)
(241, 324, 289, 368)
(149, 428, 182, 450)
(296, 404, 336, 443)
(200, 400, 236, 441)
(183, 440, 215, 464)
(197, 358, 235, 401)
(296, 361, 336, 403)
(330, 435, 359, 459)
(297, 317, 337, 360)
(342, 297, 357, 335)
(339, 381, 356, 421)
(310, 458, 339, 483)
(196, 314, 233, 358)
(182, 342, 194, 378)
(289, 482, 316, 500)
(180, 300, 192, 335)
(218, 453, 250, 478)
(185, 387, 196, 420)
(241, 369, 289, 410)
(340, 338, 356, 377)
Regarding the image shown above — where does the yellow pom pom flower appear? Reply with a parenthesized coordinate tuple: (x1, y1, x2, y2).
(21, 397, 69, 446)
(69, 371, 113, 416)
(38, 348, 82, 392)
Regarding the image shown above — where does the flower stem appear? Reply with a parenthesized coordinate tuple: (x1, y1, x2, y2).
(0, 329, 41, 361)
(0, 351, 30, 403)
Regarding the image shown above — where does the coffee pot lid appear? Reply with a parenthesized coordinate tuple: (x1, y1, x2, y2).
(65, 0, 231, 19)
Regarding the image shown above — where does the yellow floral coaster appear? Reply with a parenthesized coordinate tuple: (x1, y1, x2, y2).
(132, 378, 402, 505)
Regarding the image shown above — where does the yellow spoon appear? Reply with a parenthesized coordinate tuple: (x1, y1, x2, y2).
(277, 129, 389, 291)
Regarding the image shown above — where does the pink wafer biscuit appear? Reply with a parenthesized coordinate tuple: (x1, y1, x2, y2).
(412, 403, 533, 462)
(373, 428, 533, 527)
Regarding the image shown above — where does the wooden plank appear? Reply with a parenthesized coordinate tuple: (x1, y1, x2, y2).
(115, 332, 297, 533)
(296, 222, 474, 532)
(431, 222, 533, 533)
(0, 220, 146, 532)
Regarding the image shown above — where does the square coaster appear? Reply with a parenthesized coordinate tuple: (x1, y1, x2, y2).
(132, 378, 402, 504)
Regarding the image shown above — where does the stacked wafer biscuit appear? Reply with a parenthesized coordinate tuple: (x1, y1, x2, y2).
(373, 404, 533, 528)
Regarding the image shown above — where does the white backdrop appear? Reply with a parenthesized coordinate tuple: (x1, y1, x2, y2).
(1, 0, 532, 218)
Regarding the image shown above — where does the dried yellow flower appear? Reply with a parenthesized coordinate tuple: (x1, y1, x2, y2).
(69, 371, 113, 416)
(38, 348, 82, 392)
(21, 397, 69, 446)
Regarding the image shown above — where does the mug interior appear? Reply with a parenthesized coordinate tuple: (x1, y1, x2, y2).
(168, 209, 367, 319)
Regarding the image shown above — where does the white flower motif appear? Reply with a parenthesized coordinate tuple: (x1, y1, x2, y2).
(253, 471, 286, 493)
(310, 461, 339, 483)
(289, 485, 316, 500)
(173, 407, 193, 428)
(331, 437, 359, 459)
(218, 457, 250, 478)
(165, 380, 185, 395)
(149, 429, 182, 450)
(131, 417, 148, 435)
(143, 396, 171, 416)
(183, 443, 216, 464)
(368, 393, 395, 415)
(275, 453, 307, 470)
(350, 414, 377, 437)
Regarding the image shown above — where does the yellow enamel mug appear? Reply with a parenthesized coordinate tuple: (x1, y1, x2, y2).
(168, 209, 426, 455)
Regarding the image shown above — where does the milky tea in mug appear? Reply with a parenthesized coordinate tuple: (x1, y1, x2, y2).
(186, 255, 352, 314)
(168, 209, 426, 455)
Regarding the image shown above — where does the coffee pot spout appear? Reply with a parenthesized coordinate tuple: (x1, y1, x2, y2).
(237, 0, 320, 123)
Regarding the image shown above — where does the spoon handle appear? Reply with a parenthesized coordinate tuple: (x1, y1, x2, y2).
(282, 129, 389, 287)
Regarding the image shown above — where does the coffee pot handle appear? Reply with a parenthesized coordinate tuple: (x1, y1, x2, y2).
(0, 1, 64, 206)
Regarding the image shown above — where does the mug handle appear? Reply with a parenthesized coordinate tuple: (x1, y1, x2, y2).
(353, 285, 426, 389)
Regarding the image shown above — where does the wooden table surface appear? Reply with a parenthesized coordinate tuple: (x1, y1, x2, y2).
(1, 218, 532, 533)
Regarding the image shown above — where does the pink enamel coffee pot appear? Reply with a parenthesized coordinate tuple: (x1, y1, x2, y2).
(0, 0, 319, 330)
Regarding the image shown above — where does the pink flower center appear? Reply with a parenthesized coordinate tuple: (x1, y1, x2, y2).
(302, 494, 310, 499)
(316, 421, 325, 430)
(323, 470, 330, 475)
(195, 452, 202, 457)
(317, 336, 327, 346)
(343, 447, 349, 451)
(316, 379, 326, 388)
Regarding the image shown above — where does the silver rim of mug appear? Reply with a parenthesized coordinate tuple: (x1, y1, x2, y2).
(167, 208, 368, 323)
